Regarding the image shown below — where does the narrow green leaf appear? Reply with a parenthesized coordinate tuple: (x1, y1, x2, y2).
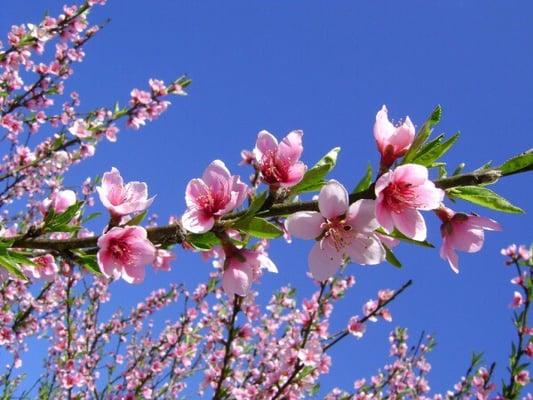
(412, 132, 459, 166)
(0, 255, 28, 281)
(384, 246, 402, 268)
(187, 232, 220, 251)
(403, 105, 442, 163)
(239, 191, 268, 222)
(447, 186, 524, 214)
(290, 147, 340, 195)
(233, 217, 283, 239)
(7, 251, 35, 266)
(45, 202, 83, 231)
(352, 162, 373, 194)
(126, 210, 147, 226)
(376, 228, 435, 248)
(497, 150, 533, 177)
(76, 254, 102, 275)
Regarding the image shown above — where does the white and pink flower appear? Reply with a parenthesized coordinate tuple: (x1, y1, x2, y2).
(40, 189, 76, 214)
(374, 105, 415, 168)
(253, 130, 306, 188)
(96, 226, 156, 284)
(285, 180, 386, 281)
(181, 160, 247, 234)
(437, 207, 501, 273)
(96, 167, 154, 217)
(375, 164, 444, 241)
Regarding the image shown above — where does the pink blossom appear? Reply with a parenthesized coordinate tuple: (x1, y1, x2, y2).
(181, 160, 247, 233)
(40, 189, 76, 214)
(375, 164, 444, 241)
(515, 370, 530, 386)
(511, 291, 524, 309)
(285, 180, 385, 281)
(348, 317, 366, 339)
(68, 119, 91, 138)
(221, 248, 276, 297)
(25, 254, 59, 281)
(153, 249, 175, 272)
(437, 207, 501, 273)
(253, 130, 306, 187)
(96, 226, 156, 284)
(96, 167, 154, 217)
(374, 105, 415, 168)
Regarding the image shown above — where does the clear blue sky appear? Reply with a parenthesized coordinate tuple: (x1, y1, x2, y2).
(2, 1, 532, 396)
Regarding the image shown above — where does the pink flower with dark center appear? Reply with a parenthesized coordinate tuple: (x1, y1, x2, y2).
(253, 130, 306, 188)
(374, 105, 415, 168)
(40, 189, 76, 214)
(375, 164, 444, 241)
(96, 167, 154, 217)
(68, 119, 91, 138)
(437, 207, 501, 273)
(25, 254, 59, 281)
(97, 226, 156, 284)
(285, 180, 386, 281)
(182, 160, 247, 233)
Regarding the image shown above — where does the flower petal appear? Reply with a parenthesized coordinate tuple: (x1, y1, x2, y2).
(181, 208, 214, 233)
(392, 208, 427, 241)
(375, 195, 395, 233)
(255, 130, 278, 158)
(440, 238, 459, 273)
(185, 179, 211, 208)
(347, 199, 379, 232)
(345, 234, 386, 265)
(285, 211, 324, 240)
(318, 180, 349, 219)
(278, 130, 303, 163)
(308, 240, 343, 282)
(393, 164, 428, 186)
(222, 265, 252, 297)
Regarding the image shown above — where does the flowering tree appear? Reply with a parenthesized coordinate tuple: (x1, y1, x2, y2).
(0, 2, 532, 399)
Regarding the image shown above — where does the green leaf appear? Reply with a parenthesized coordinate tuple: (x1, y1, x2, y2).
(233, 217, 283, 239)
(125, 210, 147, 226)
(352, 163, 373, 193)
(384, 246, 402, 268)
(403, 105, 442, 164)
(497, 150, 533, 177)
(290, 147, 340, 195)
(412, 132, 459, 166)
(6, 251, 35, 267)
(0, 255, 28, 281)
(447, 186, 524, 214)
(238, 191, 268, 222)
(76, 254, 101, 275)
(376, 228, 435, 248)
(44, 202, 83, 232)
(187, 232, 220, 251)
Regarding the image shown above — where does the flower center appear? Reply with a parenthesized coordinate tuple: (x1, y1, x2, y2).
(110, 239, 132, 264)
(321, 218, 354, 252)
(260, 151, 289, 184)
(382, 182, 419, 213)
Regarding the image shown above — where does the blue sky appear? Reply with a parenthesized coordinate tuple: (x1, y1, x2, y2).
(2, 1, 532, 396)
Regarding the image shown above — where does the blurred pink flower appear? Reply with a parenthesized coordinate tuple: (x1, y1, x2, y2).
(40, 189, 76, 214)
(153, 249, 175, 272)
(285, 180, 385, 281)
(182, 160, 247, 233)
(375, 164, 444, 241)
(97, 226, 156, 284)
(96, 167, 154, 217)
(253, 130, 306, 188)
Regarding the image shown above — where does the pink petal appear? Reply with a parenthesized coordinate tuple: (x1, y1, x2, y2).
(318, 180, 349, 219)
(231, 176, 248, 209)
(346, 199, 379, 233)
(388, 116, 415, 151)
(278, 130, 303, 163)
(414, 181, 444, 210)
(185, 179, 211, 208)
(392, 208, 427, 241)
(375, 195, 395, 232)
(373, 105, 395, 148)
(469, 215, 502, 231)
(308, 240, 343, 282)
(345, 234, 386, 265)
(449, 226, 484, 253)
(280, 161, 306, 188)
(202, 160, 231, 195)
(122, 263, 146, 284)
(377, 233, 400, 249)
(222, 265, 252, 297)
(181, 208, 214, 233)
(285, 211, 324, 240)
(101, 167, 124, 204)
(255, 130, 278, 158)
(393, 164, 428, 186)
(440, 238, 459, 273)
(374, 171, 392, 196)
